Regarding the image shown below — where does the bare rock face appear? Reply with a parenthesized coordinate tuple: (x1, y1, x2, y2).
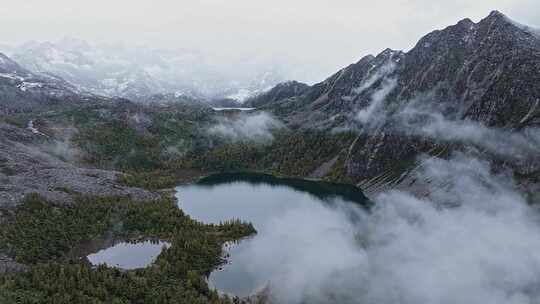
(0, 122, 158, 208)
(0, 254, 27, 274)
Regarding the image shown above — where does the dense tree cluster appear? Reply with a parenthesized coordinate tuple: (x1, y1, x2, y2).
(23, 102, 211, 173)
(0, 194, 255, 303)
(180, 130, 357, 180)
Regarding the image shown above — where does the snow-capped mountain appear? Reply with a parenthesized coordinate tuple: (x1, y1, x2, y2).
(9, 38, 287, 103)
(0, 51, 86, 114)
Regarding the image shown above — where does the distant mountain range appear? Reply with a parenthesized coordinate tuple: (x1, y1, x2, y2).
(2, 38, 286, 103)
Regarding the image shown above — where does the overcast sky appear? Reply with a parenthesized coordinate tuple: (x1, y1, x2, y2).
(1, 0, 539, 82)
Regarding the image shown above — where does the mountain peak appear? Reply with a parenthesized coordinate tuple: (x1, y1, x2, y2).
(478, 10, 540, 41)
(476, 10, 510, 28)
(487, 10, 506, 19)
(380, 48, 398, 55)
(480, 10, 518, 28)
(457, 18, 474, 26)
(376, 48, 403, 61)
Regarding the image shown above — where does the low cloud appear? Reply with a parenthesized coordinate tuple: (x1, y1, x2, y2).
(192, 81, 540, 303)
(352, 59, 399, 127)
(27, 122, 82, 163)
(394, 98, 540, 159)
(207, 112, 284, 142)
(356, 77, 397, 126)
(356, 154, 540, 304)
(239, 154, 540, 304)
(352, 61, 396, 96)
(43, 139, 82, 163)
(352, 87, 540, 160)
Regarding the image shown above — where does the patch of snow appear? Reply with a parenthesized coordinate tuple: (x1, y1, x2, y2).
(18, 82, 43, 92)
(27, 120, 47, 136)
(212, 107, 256, 111)
(0, 73, 24, 81)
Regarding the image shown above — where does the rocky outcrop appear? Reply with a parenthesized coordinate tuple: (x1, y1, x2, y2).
(0, 122, 158, 208)
(0, 254, 27, 274)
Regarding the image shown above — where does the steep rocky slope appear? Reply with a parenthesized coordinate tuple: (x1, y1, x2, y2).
(257, 11, 540, 128)
(253, 11, 540, 196)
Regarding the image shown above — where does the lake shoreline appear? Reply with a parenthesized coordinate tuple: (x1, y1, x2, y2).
(175, 172, 370, 299)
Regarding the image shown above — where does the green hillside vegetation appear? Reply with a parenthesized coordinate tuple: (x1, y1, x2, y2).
(0, 194, 255, 303)
(179, 130, 356, 178)
(9, 101, 357, 190)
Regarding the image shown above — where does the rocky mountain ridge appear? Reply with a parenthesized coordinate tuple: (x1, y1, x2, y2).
(256, 11, 539, 128)
(251, 11, 540, 196)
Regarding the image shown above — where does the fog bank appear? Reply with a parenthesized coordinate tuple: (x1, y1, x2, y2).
(207, 112, 284, 142)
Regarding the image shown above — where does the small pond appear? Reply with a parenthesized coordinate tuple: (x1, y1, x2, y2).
(86, 240, 170, 270)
